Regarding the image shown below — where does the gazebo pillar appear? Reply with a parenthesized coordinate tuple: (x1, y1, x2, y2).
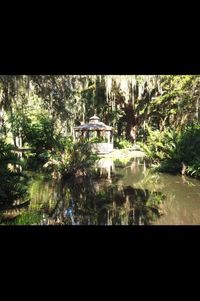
(107, 131, 110, 143)
(73, 130, 76, 141)
(111, 131, 113, 144)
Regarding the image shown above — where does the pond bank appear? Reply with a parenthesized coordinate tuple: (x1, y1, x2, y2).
(98, 145, 145, 161)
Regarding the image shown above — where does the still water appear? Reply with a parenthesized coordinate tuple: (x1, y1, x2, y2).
(1, 157, 200, 225)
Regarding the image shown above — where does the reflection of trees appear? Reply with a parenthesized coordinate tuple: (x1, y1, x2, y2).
(57, 179, 165, 225)
(17, 172, 166, 225)
(139, 170, 200, 225)
(2, 175, 69, 225)
(29, 176, 61, 213)
(134, 168, 164, 192)
(4, 160, 200, 225)
(5, 167, 167, 225)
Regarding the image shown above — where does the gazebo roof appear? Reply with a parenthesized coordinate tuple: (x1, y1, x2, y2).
(74, 115, 113, 131)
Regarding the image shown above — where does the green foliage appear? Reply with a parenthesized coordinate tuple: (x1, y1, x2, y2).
(139, 126, 179, 165)
(114, 157, 133, 167)
(0, 138, 29, 206)
(114, 138, 133, 149)
(174, 124, 200, 177)
(89, 136, 106, 143)
(146, 192, 166, 208)
(13, 210, 42, 225)
(1, 74, 200, 180)
(14, 112, 68, 170)
(43, 140, 98, 178)
(8, 111, 29, 140)
(24, 113, 58, 151)
(141, 124, 200, 178)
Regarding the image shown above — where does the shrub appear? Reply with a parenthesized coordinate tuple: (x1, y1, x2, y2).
(0, 138, 29, 207)
(114, 138, 133, 149)
(43, 140, 98, 178)
(140, 123, 200, 178)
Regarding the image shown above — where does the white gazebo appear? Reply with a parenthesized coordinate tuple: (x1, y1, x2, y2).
(73, 115, 113, 154)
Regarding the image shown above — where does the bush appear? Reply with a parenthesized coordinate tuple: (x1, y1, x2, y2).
(140, 124, 200, 178)
(0, 138, 29, 207)
(43, 139, 98, 178)
(114, 138, 133, 149)
(24, 113, 60, 152)
(13, 211, 42, 225)
(18, 113, 68, 169)
(175, 124, 200, 177)
(139, 126, 180, 165)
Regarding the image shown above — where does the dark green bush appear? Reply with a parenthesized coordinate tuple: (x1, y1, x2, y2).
(43, 140, 98, 178)
(140, 124, 200, 178)
(0, 138, 29, 207)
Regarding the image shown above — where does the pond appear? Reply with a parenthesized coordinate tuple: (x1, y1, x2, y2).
(1, 157, 200, 225)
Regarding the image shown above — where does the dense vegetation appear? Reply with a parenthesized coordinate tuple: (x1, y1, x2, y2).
(0, 75, 200, 211)
(0, 138, 29, 209)
(141, 123, 200, 177)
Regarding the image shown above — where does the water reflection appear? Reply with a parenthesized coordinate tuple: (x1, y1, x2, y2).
(1, 171, 164, 225)
(60, 181, 164, 225)
(95, 158, 115, 180)
(1, 157, 200, 225)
